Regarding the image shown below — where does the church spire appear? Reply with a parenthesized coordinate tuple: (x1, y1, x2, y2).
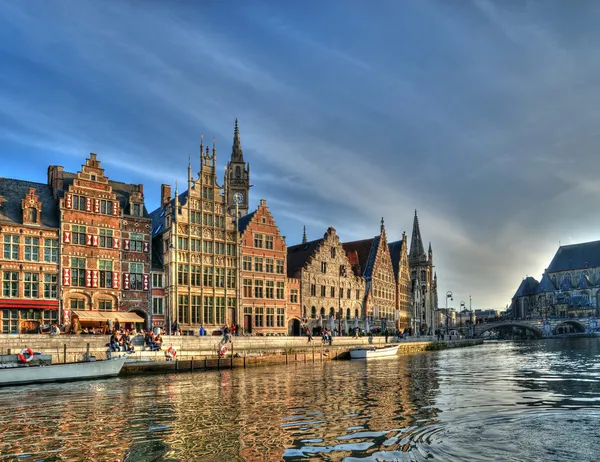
(409, 209, 426, 260)
(302, 225, 307, 244)
(380, 217, 385, 233)
(231, 119, 243, 162)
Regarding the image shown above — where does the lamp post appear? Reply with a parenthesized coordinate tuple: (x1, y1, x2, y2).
(460, 301, 465, 329)
(445, 291, 453, 335)
(338, 264, 346, 336)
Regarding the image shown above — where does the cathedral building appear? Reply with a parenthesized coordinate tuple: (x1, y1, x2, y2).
(388, 231, 411, 331)
(343, 219, 397, 329)
(150, 122, 250, 334)
(48, 154, 151, 328)
(287, 226, 365, 333)
(0, 180, 60, 333)
(408, 211, 438, 335)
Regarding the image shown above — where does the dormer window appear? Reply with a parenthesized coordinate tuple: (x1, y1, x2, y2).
(91, 174, 96, 181)
(22, 188, 41, 225)
(26, 208, 37, 223)
(133, 203, 141, 216)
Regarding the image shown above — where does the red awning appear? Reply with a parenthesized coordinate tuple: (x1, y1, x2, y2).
(0, 300, 58, 309)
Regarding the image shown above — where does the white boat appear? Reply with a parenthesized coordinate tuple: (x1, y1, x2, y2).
(0, 356, 126, 387)
(349, 344, 400, 359)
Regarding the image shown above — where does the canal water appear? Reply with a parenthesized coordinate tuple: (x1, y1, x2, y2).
(1, 339, 599, 461)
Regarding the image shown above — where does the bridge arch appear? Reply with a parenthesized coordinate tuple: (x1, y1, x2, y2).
(475, 322, 543, 338)
(554, 320, 586, 334)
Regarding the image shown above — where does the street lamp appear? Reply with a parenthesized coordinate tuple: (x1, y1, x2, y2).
(445, 291, 453, 335)
(460, 301, 465, 328)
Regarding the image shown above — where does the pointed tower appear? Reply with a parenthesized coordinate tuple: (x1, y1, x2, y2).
(409, 210, 426, 264)
(226, 119, 250, 217)
(428, 242, 433, 266)
(302, 225, 307, 244)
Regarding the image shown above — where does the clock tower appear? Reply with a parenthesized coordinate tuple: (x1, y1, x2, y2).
(226, 119, 250, 217)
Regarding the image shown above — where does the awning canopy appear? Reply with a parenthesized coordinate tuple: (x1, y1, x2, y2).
(72, 311, 144, 323)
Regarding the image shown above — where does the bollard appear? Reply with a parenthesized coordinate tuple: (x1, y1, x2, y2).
(244, 352, 246, 369)
(86, 343, 90, 362)
(191, 356, 194, 372)
(63, 344, 67, 364)
(205, 356, 208, 370)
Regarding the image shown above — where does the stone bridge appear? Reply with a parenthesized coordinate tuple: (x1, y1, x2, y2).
(473, 317, 599, 338)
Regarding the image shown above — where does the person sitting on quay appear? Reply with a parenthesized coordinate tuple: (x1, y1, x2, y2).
(109, 332, 121, 352)
(50, 324, 60, 335)
(152, 333, 163, 351)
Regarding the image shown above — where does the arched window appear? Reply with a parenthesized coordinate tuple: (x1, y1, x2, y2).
(235, 166, 241, 178)
(355, 309, 359, 318)
(320, 307, 325, 316)
(329, 307, 335, 317)
(346, 308, 351, 319)
(563, 273, 572, 288)
(311, 306, 316, 319)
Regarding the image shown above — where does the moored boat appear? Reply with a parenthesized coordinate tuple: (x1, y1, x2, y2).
(349, 344, 400, 359)
(0, 356, 126, 387)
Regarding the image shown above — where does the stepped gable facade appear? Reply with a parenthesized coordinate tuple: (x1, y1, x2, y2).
(238, 199, 299, 335)
(150, 123, 249, 334)
(388, 231, 411, 331)
(0, 179, 60, 333)
(511, 240, 600, 319)
(343, 219, 397, 326)
(48, 153, 151, 327)
(287, 226, 364, 332)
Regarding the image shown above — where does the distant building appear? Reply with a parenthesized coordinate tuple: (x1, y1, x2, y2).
(510, 240, 600, 318)
(388, 232, 411, 331)
(474, 309, 499, 321)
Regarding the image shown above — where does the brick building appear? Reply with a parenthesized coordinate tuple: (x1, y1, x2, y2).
(389, 231, 411, 331)
(48, 153, 151, 329)
(287, 226, 364, 334)
(150, 245, 166, 329)
(238, 199, 295, 335)
(343, 219, 397, 330)
(0, 180, 60, 333)
(150, 124, 250, 334)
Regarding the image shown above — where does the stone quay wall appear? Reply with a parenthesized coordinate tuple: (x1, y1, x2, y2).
(0, 334, 482, 364)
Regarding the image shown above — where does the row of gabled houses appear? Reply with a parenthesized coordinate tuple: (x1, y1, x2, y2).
(0, 121, 439, 335)
(510, 240, 600, 319)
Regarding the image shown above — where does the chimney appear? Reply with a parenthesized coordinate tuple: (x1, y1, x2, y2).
(138, 184, 144, 194)
(161, 184, 172, 206)
(260, 199, 266, 207)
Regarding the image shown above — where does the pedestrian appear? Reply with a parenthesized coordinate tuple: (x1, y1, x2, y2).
(306, 327, 313, 343)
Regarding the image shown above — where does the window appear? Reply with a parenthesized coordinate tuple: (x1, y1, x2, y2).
(356, 289, 360, 299)
(71, 257, 86, 287)
(255, 307, 264, 327)
(190, 211, 201, 224)
(215, 268, 225, 288)
(203, 296, 213, 324)
(310, 284, 316, 296)
(178, 264, 189, 285)
(99, 229, 113, 248)
(265, 235, 274, 250)
(266, 307, 274, 327)
(190, 265, 201, 286)
(347, 288, 351, 299)
(290, 289, 298, 303)
(177, 237, 188, 250)
(216, 297, 225, 324)
(100, 200, 113, 215)
(254, 280, 264, 298)
(244, 307, 252, 315)
(226, 244, 236, 255)
(152, 273, 163, 288)
(228, 297, 236, 311)
(242, 256, 252, 271)
(133, 203, 141, 217)
(254, 257, 263, 272)
(73, 195, 86, 211)
(99, 300, 113, 311)
(70, 299, 85, 310)
(277, 282, 285, 299)
(254, 234, 263, 248)
(190, 238, 201, 252)
(99, 260, 113, 288)
(3, 236, 19, 260)
(340, 287, 344, 299)
(276, 260, 284, 274)
(321, 262, 327, 273)
(202, 187, 213, 200)
(130, 233, 143, 252)
(227, 269, 236, 289)
(321, 285, 326, 297)
(178, 295, 189, 324)
(44, 239, 58, 263)
(243, 279, 252, 297)
(203, 267, 213, 287)
(265, 259, 274, 273)
(215, 242, 225, 254)
(277, 308, 285, 327)
(130, 263, 144, 290)
(191, 295, 201, 324)
(72, 225, 86, 245)
(311, 307, 316, 318)
(2, 272, 18, 297)
(43, 274, 57, 298)
(152, 297, 164, 315)
(24, 237, 39, 261)
(202, 213, 214, 226)
(330, 287, 335, 298)
(203, 241, 213, 253)
(331, 247, 336, 258)
(266, 281, 274, 299)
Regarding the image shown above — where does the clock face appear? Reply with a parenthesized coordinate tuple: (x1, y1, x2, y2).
(233, 192, 244, 204)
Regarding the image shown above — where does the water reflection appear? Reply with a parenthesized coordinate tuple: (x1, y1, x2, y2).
(0, 340, 599, 461)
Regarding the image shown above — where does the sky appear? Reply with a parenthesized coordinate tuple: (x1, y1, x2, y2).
(2, 1, 600, 311)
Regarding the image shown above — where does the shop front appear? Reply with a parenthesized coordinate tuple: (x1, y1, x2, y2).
(72, 310, 144, 333)
(0, 300, 59, 334)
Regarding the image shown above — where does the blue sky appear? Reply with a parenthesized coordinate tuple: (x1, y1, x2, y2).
(2, 1, 600, 310)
